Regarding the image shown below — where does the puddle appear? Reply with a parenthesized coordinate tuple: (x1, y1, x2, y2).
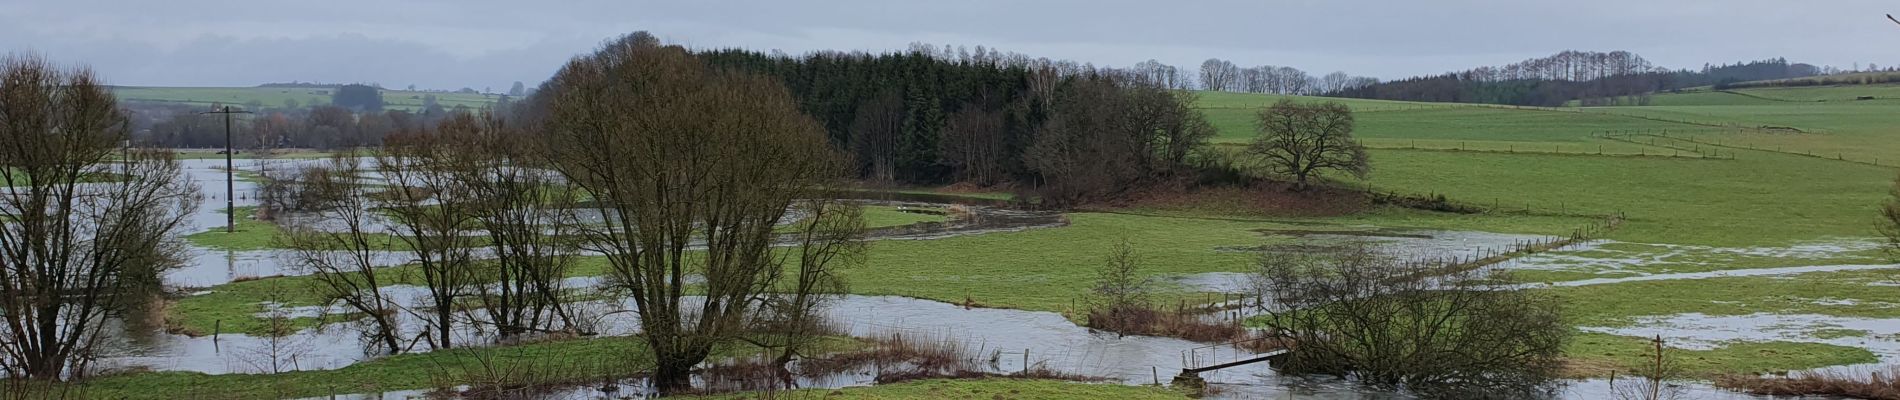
(1503, 239, 1885, 276)
(1518, 264, 1900, 288)
(1580, 312, 1900, 368)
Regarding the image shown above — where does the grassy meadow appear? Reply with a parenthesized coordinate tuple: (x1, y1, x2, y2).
(1191, 86, 1900, 377)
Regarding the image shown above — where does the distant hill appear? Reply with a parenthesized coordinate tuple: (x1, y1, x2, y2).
(108, 86, 498, 112)
(1710, 70, 1900, 90)
(1329, 52, 1822, 107)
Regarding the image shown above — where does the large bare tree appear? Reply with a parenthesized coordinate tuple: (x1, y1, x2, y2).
(0, 55, 199, 379)
(541, 33, 862, 392)
(1247, 99, 1369, 190)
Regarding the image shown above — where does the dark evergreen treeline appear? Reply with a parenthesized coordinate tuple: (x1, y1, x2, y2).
(695, 49, 1043, 184)
(691, 44, 1213, 203)
(1330, 52, 1823, 106)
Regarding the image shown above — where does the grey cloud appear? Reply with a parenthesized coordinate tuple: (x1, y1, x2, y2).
(3, 0, 1895, 88)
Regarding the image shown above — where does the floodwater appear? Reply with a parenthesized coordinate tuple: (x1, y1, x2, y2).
(1517, 264, 1900, 288)
(161, 159, 1066, 288)
(131, 158, 1804, 399)
(1501, 238, 1886, 278)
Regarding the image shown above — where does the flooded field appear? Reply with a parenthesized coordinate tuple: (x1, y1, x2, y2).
(108, 158, 1863, 399)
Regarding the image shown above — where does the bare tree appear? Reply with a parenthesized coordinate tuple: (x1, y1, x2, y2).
(938, 105, 1010, 186)
(1247, 100, 1368, 190)
(1250, 243, 1569, 398)
(755, 199, 865, 367)
(540, 33, 863, 392)
(445, 111, 582, 338)
(377, 128, 482, 350)
(849, 91, 903, 182)
(1200, 59, 1240, 92)
(0, 55, 198, 380)
(279, 155, 404, 354)
(239, 285, 314, 374)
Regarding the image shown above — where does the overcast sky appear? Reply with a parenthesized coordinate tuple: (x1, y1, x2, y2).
(4, 0, 1895, 90)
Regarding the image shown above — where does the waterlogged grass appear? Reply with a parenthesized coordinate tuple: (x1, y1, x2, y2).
(860, 205, 948, 228)
(184, 207, 286, 251)
(1547, 268, 1900, 376)
(171, 209, 1585, 335)
(189, 204, 947, 252)
(183, 207, 412, 251)
(1565, 332, 1876, 378)
(1501, 238, 1888, 284)
(78, 335, 858, 400)
(690, 379, 1189, 399)
(1552, 269, 1900, 325)
(843, 210, 1582, 316)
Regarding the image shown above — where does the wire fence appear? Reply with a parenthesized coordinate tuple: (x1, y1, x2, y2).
(1596, 129, 1895, 169)
(1368, 140, 1730, 160)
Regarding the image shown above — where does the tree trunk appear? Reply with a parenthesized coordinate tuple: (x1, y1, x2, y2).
(436, 305, 454, 349)
(651, 357, 697, 393)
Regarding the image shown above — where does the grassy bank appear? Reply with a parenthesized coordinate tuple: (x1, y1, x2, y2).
(691, 379, 1188, 399)
(79, 335, 857, 400)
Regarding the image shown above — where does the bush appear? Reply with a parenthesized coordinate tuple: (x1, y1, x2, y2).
(1248, 242, 1570, 398)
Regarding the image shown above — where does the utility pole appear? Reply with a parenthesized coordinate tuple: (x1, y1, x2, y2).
(201, 106, 251, 233)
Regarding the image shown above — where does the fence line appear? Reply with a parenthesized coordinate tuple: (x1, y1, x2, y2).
(1598, 130, 1895, 169)
(1367, 142, 1728, 160)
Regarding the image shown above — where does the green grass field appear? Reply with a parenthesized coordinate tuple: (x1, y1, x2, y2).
(112, 86, 498, 112)
(1194, 86, 1900, 377)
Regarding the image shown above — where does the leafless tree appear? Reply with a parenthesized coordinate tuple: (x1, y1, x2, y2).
(278, 154, 404, 354)
(1249, 243, 1569, 398)
(238, 285, 314, 374)
(1200, 59, 1240, 92)
(938, 104, 1010, 186)
(377, 129, 482, 350)
(0, 54, 199, 380)
(755, 199, 865, 367)
(849, 91, 903, 182)
(540, 32, 864, 392)
(1247, 100, 1368, 190)
(1026, 76, 1214, 204)
(444, 111, 581, 338)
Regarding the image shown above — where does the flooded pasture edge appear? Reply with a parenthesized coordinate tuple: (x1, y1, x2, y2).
(110, 159, 1844, 399)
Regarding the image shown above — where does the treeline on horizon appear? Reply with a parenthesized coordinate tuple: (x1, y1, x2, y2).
(616, 36, 1217, 203)
(1325, 51, 1827, 106)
